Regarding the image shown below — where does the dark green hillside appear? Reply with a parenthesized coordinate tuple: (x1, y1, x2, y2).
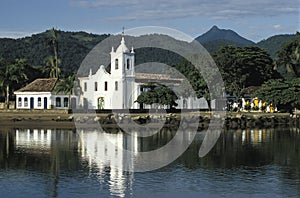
(195, 26, 255, 53)
(201, 39, 250, 52)
(0, 30, 109, 73)
(256, 34, 296, 59)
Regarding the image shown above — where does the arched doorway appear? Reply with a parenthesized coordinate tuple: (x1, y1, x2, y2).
(44, 97, 47, 109)
(30, 97, 34, 109)
(98, 97, 104, 109)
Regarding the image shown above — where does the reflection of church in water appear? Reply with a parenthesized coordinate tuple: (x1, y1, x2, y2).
(12, 128, 141, 197)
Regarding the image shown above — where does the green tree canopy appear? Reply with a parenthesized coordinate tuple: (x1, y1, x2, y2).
(254, 78, 300, 110)
(0, 58, 28, 108)
(135, 83, 178, 108)
(276, 33, 300, 79)
(213, 46, 278, 96)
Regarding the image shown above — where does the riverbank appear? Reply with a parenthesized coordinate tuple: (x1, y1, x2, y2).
(0, 109, 299, 129)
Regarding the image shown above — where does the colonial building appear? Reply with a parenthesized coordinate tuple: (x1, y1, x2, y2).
(14, 78, 78, 109)
(78, 36, 208, 110)
(78, 37, 138, 109)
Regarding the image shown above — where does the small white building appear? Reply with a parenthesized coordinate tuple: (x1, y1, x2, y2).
(14, 78, 78, 109)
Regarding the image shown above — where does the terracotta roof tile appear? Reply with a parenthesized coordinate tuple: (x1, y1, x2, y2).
(16, 78, 58, 92)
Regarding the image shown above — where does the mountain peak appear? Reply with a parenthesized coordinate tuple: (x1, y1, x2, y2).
(210, 25, 220, 31)
(196, 26, 255, 46)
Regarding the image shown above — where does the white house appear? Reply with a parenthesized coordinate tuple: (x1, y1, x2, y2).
(78, 36, 208, 110)
(14, 78, 79, 109)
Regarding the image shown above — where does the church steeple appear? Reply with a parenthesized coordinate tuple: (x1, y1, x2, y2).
(110, 36, 135, 77)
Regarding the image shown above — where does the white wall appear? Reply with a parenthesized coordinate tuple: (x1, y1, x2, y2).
(15, 92, 79, 109)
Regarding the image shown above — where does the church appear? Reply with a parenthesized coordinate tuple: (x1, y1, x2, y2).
(14, 36, 208, 110)
(78, 37, 138, 109)
(78, 36, 208, 110)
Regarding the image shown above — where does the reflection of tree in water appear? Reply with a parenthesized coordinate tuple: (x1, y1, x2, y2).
(176, 128, 300, 169)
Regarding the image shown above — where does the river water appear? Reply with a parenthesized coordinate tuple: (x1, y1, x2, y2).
(0, 126, 299, 197)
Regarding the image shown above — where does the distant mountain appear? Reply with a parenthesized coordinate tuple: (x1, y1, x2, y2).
(195, 26, 255, 49)
(256, 34, 296, 59)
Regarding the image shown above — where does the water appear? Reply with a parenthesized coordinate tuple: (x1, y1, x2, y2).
(0, 127, 299, 197)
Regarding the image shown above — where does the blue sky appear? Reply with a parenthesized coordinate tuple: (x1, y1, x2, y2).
(0, 0, 299, 42)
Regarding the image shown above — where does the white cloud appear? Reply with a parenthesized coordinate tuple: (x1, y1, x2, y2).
(70, 0, 299, 21)
(273, 24, 282, 30)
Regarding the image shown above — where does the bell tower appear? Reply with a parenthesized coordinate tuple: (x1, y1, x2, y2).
(110, 36, 135, 109)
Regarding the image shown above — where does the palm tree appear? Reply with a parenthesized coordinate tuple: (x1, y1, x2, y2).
(54, 74, 75, 109)
(43, 56, 61, 78)
(45, 28, 60, 79)
(0, 59, 28, 108)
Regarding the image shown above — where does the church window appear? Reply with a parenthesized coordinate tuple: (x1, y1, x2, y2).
(84, 82, 87, 92)
(38, 97, 41, 107)
(24, 97, 28, 107)
(127, 58, 130, 69)
(95, 82, 98, 91)
(18, 97, 22, 107)
(63, 97, 68, 107)
(115, 59, 119, 69)
(104, 81, 108, 91)
(115, 81, 118, 91)
(56, 97, 61, 107)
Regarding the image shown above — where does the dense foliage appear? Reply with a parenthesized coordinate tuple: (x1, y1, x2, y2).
(213, 46, 279, 97)
(255, 78, 300, 111)
(0, 29, 109, 74)
(275, 33, 300, 80)
(136, 83, 178, 108)
(257, 34, 296, 59)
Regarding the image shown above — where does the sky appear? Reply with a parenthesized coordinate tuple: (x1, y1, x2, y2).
(0, 0, 299, 42)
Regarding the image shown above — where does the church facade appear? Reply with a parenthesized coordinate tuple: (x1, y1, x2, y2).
(78, 37, 139, 109)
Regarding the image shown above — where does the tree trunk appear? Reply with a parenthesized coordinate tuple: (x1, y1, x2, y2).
(5, 84, 9, 109)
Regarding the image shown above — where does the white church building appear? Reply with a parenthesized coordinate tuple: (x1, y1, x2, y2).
(14, 36, 208, 110)
(78, 36, 208, 110)
(78, 37, 138, 109)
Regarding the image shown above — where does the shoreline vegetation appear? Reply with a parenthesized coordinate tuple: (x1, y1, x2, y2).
(0, 109, 299, 130)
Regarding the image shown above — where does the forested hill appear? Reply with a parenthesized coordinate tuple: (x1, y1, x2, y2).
(195, 26, 296, 55)
(196, 25, 255, 45)
(0, 28, 296, 75)
(0, 30, 109, 73)
(257, 34, 296, 59)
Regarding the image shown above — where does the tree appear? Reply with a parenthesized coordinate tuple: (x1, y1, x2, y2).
(276, 33, 300, 79)
(213, 46, 277, 97)
(135, 83, 178, 109)
(54, 73, 75, 109)
(43, 56, 61, 78)
(0, 59, 28, 108)
(254, 78, 300, 111)
(46, 28, 61, 78)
